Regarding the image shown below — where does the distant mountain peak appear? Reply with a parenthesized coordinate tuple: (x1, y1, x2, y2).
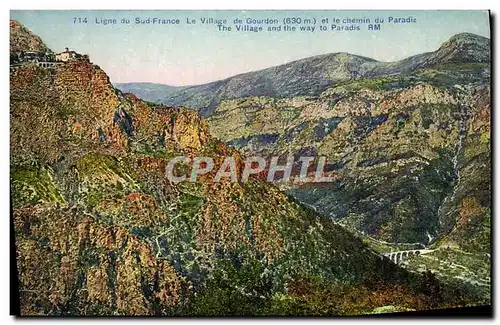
(447, 32, 489, 42)
(430, 32, 490, 64)
(113, 31, 491, 115)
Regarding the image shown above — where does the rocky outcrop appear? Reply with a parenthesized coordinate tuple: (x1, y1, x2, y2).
(10, 20, 51, 53)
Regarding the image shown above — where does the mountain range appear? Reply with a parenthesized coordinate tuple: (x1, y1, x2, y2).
(115, 32, 490, 116)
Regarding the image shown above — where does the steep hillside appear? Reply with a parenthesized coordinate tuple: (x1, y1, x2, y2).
(116, 33, 490, 117)
(10, 20, 477, 316)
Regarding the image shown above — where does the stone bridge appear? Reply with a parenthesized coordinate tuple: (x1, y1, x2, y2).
(383, 249, 433, 264)
(10, 61, 61, 74)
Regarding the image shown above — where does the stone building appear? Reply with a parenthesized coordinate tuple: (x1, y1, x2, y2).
(55, 48, 78, 62)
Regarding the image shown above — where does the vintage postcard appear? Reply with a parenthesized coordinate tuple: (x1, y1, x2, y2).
(9, 10, 491, 316)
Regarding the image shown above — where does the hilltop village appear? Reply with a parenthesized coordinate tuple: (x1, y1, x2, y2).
(10, 47, 89, 71)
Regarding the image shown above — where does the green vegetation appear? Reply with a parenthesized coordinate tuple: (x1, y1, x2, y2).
(404, 248, 490, 304)
(75, 153, 141, 207)
(11, 164, 65, 208)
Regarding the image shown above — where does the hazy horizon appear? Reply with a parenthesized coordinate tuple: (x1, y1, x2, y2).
(11, 10, 490, 86)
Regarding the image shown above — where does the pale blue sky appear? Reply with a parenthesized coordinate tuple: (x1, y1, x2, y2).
(11, 10, 490, 86)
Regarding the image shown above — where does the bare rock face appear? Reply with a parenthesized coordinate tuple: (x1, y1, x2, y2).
(10, 61, 126, 164)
